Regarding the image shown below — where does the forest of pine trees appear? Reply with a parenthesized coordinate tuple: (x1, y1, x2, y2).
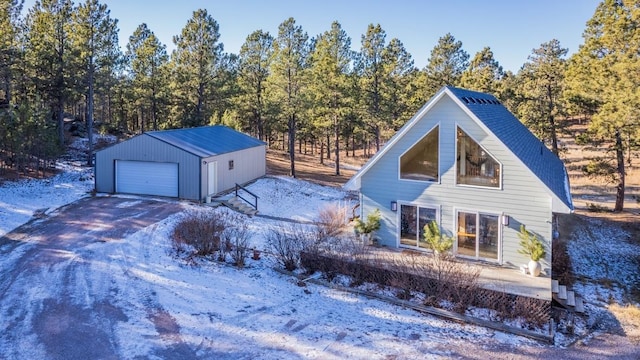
(0, 0, 638, 210)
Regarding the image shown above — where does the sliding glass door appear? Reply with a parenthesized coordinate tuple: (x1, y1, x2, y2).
(400, 204, 437, 249)
(456, 211, 500, 261)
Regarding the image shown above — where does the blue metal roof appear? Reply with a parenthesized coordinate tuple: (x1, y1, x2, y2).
(146, 125, 265, 158)
(445, 86, 573, 211)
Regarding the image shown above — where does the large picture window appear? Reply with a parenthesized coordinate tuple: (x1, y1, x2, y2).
(400, 204, 437, 249)
(456, 210, 499, 261)
(400, 126, 439, 181)
(456, 127, 500, 187)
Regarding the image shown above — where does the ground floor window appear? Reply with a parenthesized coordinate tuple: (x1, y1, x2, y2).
(456, 210, 500, 261)
(400, 204, 437, 249)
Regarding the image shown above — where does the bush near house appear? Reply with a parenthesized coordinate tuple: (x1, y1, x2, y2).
(300, 236, 550, 326)
(172, 210, 250, 267)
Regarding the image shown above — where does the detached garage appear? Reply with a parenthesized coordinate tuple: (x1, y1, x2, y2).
(95, 125, 266, 201)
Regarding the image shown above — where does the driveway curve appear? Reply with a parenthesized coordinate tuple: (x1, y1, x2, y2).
(0, 196, 185, 359)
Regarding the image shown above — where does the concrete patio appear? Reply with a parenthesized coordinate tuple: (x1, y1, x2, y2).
(362, 246, 552, 301)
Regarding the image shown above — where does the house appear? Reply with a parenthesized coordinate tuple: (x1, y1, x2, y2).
(95, 125, 266, 201)
(345, 86, 573, 272)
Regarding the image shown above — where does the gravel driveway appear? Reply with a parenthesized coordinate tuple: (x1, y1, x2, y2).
(0, 196, 185, 359)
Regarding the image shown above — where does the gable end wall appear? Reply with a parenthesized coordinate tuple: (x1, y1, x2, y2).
(95, 135, 200, 200)
(361, 96, 553, 269)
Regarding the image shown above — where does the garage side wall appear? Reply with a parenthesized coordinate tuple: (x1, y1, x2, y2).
(201, 145, 266, 201)
(95, 134, 201, 200)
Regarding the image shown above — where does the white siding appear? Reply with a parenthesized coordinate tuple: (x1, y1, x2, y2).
(361, 96, 553, 269)
(200, 145, 266, 201)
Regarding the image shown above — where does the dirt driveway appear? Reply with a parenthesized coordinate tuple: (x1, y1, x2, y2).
(0, 196, 186, 359)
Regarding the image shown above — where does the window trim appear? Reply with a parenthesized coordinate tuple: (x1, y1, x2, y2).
(397, 201, 441, 251)
(453, 207, 503, 264)
(397, 123, 441, 184)
(454, 124, 503, 190)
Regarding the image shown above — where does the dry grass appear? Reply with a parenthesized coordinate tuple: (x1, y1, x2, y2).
(561, 119, 640, 215)
(610, 303, 640, 344)
(266, 149, 359, 188)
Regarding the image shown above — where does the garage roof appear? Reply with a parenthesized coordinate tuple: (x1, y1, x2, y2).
(147, 125, 265, 158)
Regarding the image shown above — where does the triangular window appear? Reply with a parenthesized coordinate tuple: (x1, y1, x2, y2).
(400, 126, 439, 181)
(456, 127, 500, 188)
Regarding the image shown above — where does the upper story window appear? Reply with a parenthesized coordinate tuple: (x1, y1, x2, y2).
(400, 125, 439, 182)
(456, 127, 500, 188)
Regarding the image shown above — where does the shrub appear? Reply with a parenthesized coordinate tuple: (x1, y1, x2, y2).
(517, 225, 546, 261)
(172, 211, 226, 256)
(586, 202, 609, 212)
(552, 237, 574, 286)
(266, 223, 315, 271)
(217, 213, 250, 267)
(422, 220, 454, 255)
(315, 203, 349, 238)
(353, 208, 381, 235)
(172, 210, 251, 266)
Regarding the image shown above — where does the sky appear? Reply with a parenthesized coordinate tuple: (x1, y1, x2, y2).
(22, 0, 601, 73)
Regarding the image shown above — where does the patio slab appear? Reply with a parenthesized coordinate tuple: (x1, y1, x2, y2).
(365, 246, 552, 301)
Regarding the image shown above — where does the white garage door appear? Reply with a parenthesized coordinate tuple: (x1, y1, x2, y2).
(115, 160, 178, 197)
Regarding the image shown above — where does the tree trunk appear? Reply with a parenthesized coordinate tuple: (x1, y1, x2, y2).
(547, 85, 559, 155)
(614, 129, 625, 212)
(326, 133, 331, 160)
(334, 115, 340, 176)
(288, 114, 296, 178)
(56, 99, 65, 147)
(152, 86, 158, 130)
(319, 140, 324, 165)
(351, 134, 355, 157)
(87, 66, 94, 166)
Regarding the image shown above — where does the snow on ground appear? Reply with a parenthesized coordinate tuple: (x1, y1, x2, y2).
(93, 196, 536, 359)
(3, 140, 639, 356)
(0, 160, 540, 358)
(568, 217, 640, 305)
(0, 161, 93, 238)
(0, 134, 116, 238)
(247, 176, 354, 222)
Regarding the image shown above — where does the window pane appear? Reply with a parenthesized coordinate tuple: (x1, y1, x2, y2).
(418, 207, 437, 248)
(400, 126, 438, 181)
(456, 211, 476, 257)
(456, 127, 500, 187)
(400, 205, 417, 246)
(479, 214, 499, 260)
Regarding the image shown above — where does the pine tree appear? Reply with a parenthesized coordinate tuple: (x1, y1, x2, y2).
(236, 30, 273, 140)
(565, 0, 640, 211)
(423, 33, 469, 96)
(516, 40, 567, 155)
(459, 46, 504, 95)
(308, 21, 353, 176)
(357, 24, 386, 152)
(25, 0, 74, 147)
(126, 23, 169, 131)
(171, 9, 223, 127)
(0, 0, 23, 104)
(72, 0, 119, 165)
(269, 17, 309, 177)
(381, 38, 416, 130)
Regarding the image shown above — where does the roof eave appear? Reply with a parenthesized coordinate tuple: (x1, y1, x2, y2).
(342, 87, 451, 191)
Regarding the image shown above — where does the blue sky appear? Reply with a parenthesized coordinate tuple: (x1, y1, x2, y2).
(23, 0, 600, 72)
